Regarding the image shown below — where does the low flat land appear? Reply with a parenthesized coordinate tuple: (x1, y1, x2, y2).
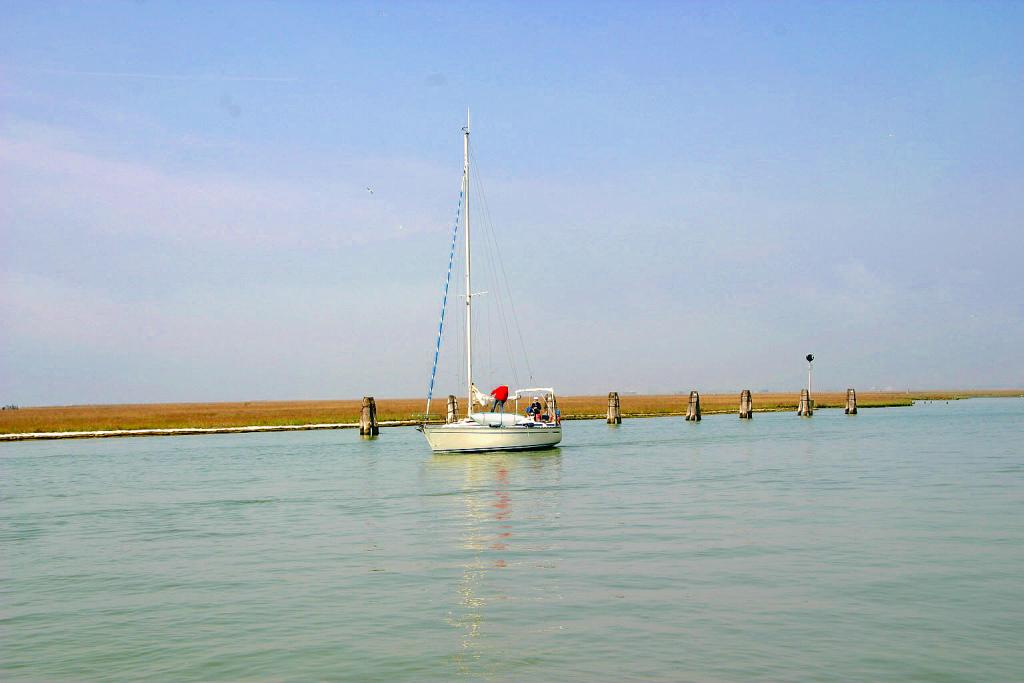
(1, 390, 1020, 436)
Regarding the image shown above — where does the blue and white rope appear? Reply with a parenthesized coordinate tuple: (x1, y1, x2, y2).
(424, 176, 465, 421)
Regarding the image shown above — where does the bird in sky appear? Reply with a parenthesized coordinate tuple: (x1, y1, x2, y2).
(366, 186, 374, 195)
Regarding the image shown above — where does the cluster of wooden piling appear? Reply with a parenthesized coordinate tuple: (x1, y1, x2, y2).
(672, 387, 858, 422)
(685, 391, 701, 421)
(360, 396, 379, 436)
(607, 392, 621, 424)
(797, 389, 813, 417)
(739, 389, 753, 419)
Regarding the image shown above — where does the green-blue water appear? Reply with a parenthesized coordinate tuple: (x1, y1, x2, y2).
(3, 399, 1022, 681)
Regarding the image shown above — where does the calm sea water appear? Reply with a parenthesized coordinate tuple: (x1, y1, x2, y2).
(3, 399, 1022, 682)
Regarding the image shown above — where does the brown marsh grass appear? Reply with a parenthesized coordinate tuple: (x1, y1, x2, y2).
(1, 390, 1020, 435)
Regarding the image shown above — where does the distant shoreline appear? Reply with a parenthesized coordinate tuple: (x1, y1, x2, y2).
(2, 390, 1020, 441)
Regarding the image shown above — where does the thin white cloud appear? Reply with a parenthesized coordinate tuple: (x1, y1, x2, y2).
(0, 128, 452, 250)
(5, 66, 299, 83)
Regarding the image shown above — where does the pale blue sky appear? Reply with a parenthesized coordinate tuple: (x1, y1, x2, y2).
(2, 1, 1022, 405)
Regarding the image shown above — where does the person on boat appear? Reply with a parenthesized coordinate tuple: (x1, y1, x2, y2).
(527, 396, 543, 420)
(489, 385, 509, 413)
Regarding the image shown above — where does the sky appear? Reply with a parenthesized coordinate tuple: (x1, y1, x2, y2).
(2, 1, 1022, 406)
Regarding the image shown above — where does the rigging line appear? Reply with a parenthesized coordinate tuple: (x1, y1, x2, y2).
(470, 145, 535, 383)
(458, 287, 466, 399)
(424, 174, 465, 422)
(470, 144, 530, 384)
(485, 279, 494, 378)
(486, 218, 522, 387)
(469, 145, 522, 387)
(454, 234, 466, 402)
(485, 203, 521, 386)
(475, 176, 519, 386)
(465, 141, 507, 382)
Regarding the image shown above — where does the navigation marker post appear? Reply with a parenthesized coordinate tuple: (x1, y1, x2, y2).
(798, 354, 815, 417)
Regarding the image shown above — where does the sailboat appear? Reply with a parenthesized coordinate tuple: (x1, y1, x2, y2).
(419, 116, 562, 453)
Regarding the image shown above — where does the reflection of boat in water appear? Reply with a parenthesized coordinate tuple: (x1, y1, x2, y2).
(419, 115, 561, 453)
(425, 451, 563, 675)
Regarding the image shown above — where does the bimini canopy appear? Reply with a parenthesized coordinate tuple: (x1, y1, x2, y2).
(512, 387, 556, 400)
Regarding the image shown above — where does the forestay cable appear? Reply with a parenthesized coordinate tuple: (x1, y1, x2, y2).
(424, 174, 466, 422)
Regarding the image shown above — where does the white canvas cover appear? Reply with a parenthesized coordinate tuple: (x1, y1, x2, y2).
(470, 412, 531, 427)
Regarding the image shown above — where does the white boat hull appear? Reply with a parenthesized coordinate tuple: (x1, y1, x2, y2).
(421, 422, 561, 453)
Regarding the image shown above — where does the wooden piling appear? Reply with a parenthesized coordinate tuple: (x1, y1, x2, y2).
(359, 396, 379, 436)
(685, 390, 701, 421)
(607, 392, 621, 424)
(845, 388, 857, 415)
(739, 389, 753, 419)
(797, 389, 813, 417)
(446, 394, 459, 423)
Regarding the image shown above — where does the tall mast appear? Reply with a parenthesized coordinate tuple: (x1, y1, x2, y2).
(463, 111, 473, 413)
